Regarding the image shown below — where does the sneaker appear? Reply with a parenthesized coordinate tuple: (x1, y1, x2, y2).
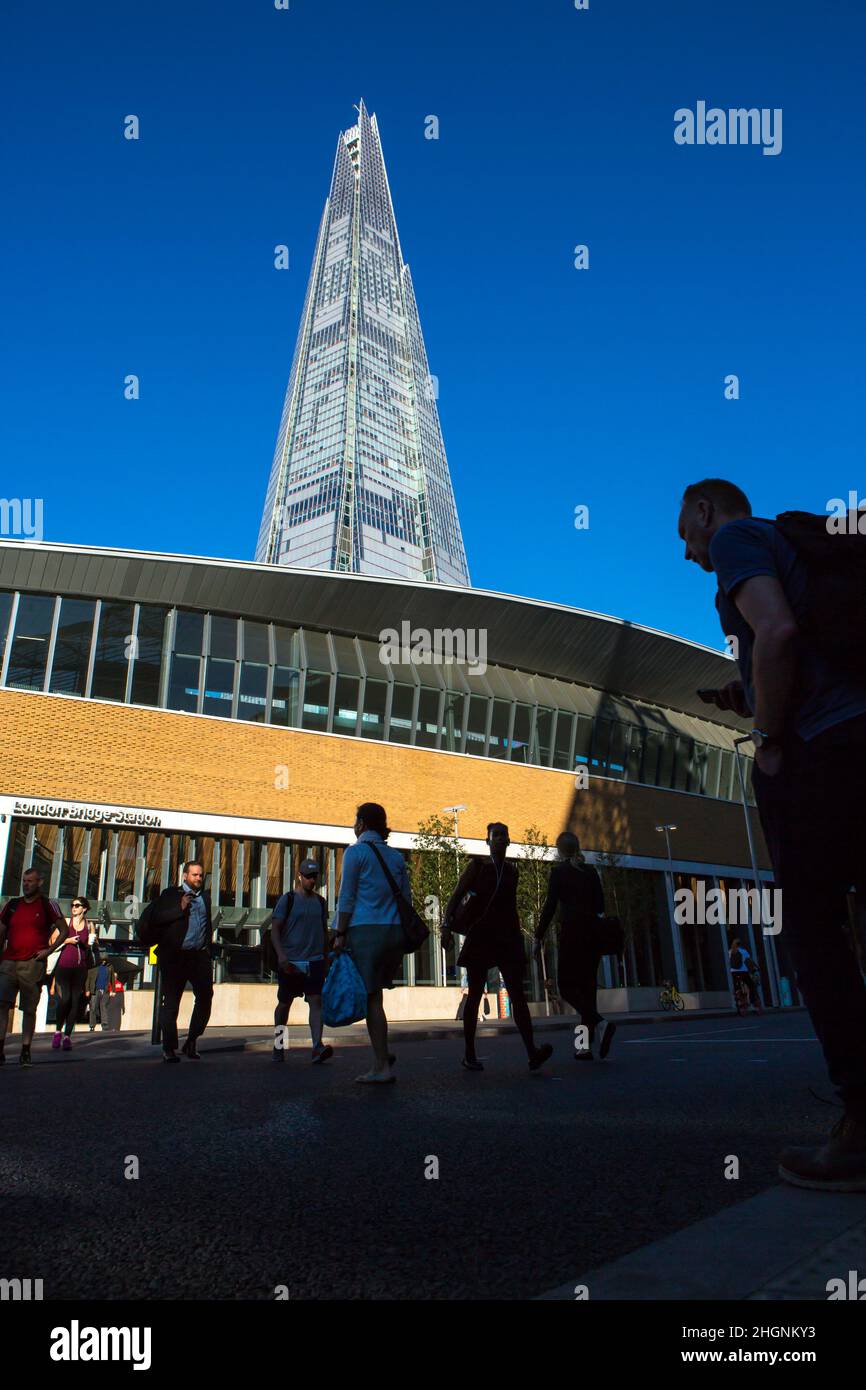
(528, 1043, 553, 1072)
(311, 1044, 333, 1064)
(51, 1031, 62, 1049)
(778, 1111, 866, 1192)
(355, 1069, 396, 1084)
(271, 1046, 284, 1063)
(461, 1056, 484, 1072)
(62, 1035, 72, 1051)
(19, 1046, 32, 1067)
(596, 1019, 617, 1060)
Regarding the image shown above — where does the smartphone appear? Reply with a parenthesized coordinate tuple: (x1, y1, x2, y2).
(696, 688, 719, 704)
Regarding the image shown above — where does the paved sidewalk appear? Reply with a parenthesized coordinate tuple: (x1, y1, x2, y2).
(26, 1004, 802, 1060)
(538, 1188, 866, 1301)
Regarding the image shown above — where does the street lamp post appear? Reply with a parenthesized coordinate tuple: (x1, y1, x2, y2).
(655, 823, 681, 990)
(442, 804, 467, 989)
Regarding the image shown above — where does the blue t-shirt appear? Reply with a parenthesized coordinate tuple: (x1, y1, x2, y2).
(710, 518, 866, 741)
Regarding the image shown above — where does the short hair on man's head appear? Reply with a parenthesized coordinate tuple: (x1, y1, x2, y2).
(486, 822, 509, 839)
(183, 860, 203, 874)
(23, 866, 41, 878)
(556, 831, 581, 858)
(682, 478, 752, 517)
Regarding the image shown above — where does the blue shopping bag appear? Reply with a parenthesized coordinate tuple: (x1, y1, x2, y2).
(321, 952, 367, 1027)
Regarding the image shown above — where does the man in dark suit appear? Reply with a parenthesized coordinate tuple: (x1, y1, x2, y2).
(151, 860, 214, 1063)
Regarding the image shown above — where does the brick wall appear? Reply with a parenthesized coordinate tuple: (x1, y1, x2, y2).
(0, 688, 769, 867)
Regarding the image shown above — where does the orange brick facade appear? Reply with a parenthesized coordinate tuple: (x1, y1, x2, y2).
(0, 688, 769, 868)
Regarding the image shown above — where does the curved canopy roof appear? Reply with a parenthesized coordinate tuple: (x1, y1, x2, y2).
(0, 540, 747, 731)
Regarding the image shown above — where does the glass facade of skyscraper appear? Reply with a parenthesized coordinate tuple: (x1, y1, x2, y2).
(256, 101, 470, 585)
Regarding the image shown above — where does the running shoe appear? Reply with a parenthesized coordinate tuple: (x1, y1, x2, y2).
(461, 1057, 484, 1071)
(19, 1046, 32, 1067)
(311, 1044, 334, 1064)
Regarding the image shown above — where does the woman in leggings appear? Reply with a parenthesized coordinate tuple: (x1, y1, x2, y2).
(534, 832, 615, 1061)
(52, 896, 92, 1050)
(442, 822, 552, 1073)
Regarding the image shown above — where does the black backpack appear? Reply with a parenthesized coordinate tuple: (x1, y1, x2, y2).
(772, 510, 866, 682)
(135, 898, 159, 948)
(263, 892, 328, 972)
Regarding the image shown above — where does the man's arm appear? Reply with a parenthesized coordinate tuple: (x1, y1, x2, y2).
(150, 888, 185, 928)
(270, 915, 288, 970)
(732, 574, 799, 741)
(535, 866, 560, 942)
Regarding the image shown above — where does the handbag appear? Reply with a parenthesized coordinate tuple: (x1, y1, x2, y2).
(367, 843, 430, 953)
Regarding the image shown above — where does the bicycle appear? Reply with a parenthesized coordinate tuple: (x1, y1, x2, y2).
(658, 979, 685, 1011)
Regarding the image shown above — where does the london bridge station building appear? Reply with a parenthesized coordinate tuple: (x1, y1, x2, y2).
(0, 539, 796, 1029)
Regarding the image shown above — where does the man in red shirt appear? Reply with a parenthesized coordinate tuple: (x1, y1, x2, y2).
(0, 867, 68, 1065)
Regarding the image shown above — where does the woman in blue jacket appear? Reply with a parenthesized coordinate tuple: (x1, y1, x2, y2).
(334, 802, 410, 1084)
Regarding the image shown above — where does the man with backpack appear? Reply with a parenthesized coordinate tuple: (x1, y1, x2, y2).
(270, 859, 333, 1065)
(0, 868, 69, 1065)
(679, 478, 866, 1190)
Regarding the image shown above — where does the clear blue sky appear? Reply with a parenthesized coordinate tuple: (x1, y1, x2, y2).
(3, 0, 863, 651)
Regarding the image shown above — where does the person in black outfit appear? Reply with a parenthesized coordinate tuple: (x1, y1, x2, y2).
(534, 832, 616, 1061)
(150, 860, 214, 1063)
(442, 822, 552, 1074)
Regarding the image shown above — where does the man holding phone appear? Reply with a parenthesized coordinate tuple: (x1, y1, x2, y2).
(679, 478, 866, 1190)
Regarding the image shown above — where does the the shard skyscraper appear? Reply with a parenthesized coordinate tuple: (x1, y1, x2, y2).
(256, 101, 470, 585)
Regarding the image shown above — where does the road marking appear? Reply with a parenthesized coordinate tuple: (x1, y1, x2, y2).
(624, 1037, 816, 1045)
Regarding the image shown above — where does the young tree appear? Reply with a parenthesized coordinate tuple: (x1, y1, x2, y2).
(409, 815, 470, 959)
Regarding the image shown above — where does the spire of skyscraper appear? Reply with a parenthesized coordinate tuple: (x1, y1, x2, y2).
(256, 101, 470, 585)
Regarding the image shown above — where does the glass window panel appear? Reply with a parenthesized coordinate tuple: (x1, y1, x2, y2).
(488, 698, 511, 760)
(511, 704, 533, 764)
(465, 694, 488, 753)
(642, 729, 662, 785)
(626, 725, 644, 781)
(238, 663, 268, 722)
(91, 601, 135, 702)
(273, 625, 299, 666)
(656, 732, 675, 788)
(113, 831, 137, 901)
(717, 749, 734, 800)
(0, 591, 13, 670)
(6, 593, 55, 690)
(533, 707, 554, 766)
(302, 671, 331, 731)
(690, 742, 709, 795)
(2, 821, 28, 894)
(209, 615, 237, 661)
(415, 687, 444, 749)
(333, 675, 359, 734)
(144, 834, 167, 903)
(174, 611, 204, 656)
(389, 683, 415, 744)
(704, 744, 721, 798)
(30, 823, 58, 884)
(361, 678, 388, 740)
(303, 629, 332, 670)
(574, 713, 592, 765)
(167, 654, 200, 712)
(591, 718, 612, 771)
(441, 691, 464, 753)
(243, 620, 270, 664)
(203, 657, 235, 716)
(59, 826, 87, 897)
(673, 736, 691, 791)
(130, 605, 167, 707)
(49, 598, 95, 696)
(607, 722, 628, 778)
(553, 710, 574, 770)
(271, 666, 300, 726)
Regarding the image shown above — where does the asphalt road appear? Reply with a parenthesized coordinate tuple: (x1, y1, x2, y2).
(1, 1011, 832, 1300)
